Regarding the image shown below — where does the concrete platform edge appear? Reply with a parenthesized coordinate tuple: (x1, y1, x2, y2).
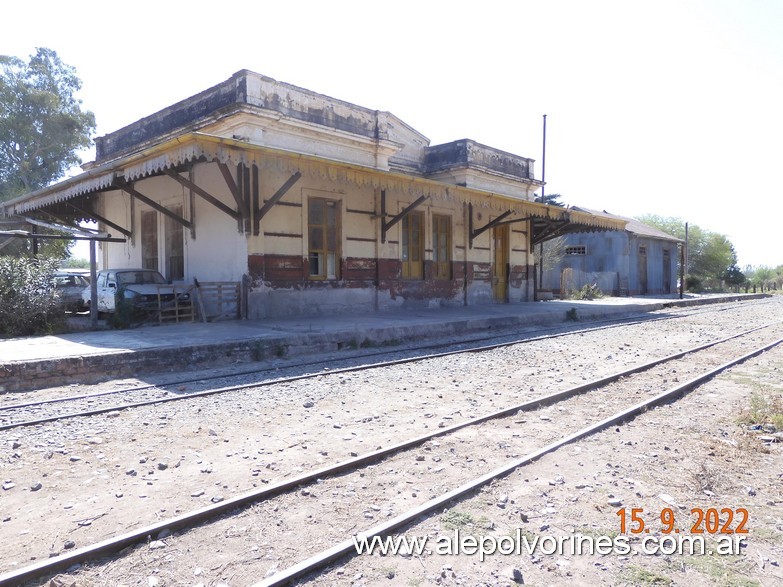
(0, 294, 770, 393)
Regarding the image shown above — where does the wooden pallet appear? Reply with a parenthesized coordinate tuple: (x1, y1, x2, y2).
(156, 284, 196, 324)
(194, 281, 241, 322)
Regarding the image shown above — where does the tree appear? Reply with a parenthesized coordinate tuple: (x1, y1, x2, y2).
(775, 265, 783, 290)
(750, 265, 774, 291)
(1, 47, 95, 201)
(635, 214, 738, 291)
(690, 232, 738, 286)
(535, 193, 566, 207)
(722, 265, 746, 292)
(0, 48, 95, 259)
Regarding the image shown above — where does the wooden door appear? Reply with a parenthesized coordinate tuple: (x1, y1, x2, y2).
(639, 245, 648, 294)
(663, 249, 671, 293)
(492, 224, 509, 302)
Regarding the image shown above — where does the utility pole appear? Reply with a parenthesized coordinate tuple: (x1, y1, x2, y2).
(684, 222, 689, 278)
(537, 114, 547, 300)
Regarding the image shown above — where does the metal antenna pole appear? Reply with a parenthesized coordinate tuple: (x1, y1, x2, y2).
(541, 114, 547, 200)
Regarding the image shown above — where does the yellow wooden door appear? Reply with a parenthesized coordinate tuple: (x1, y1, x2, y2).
(492, 224, 509, 301)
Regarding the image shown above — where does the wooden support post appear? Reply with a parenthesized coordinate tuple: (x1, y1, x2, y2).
(89, 239, 98, 328)
(217, 162, 249, 233)
(679, 243, 685, 299)
(380, 190, 387, 243)
(241, 164, 251, 234)
(252, 165, 260, 236)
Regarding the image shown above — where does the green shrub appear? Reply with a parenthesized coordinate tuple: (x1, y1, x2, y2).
(0, 256, 65, 337)
(568, 283, 603, 300)
(685, 275, 702, 292)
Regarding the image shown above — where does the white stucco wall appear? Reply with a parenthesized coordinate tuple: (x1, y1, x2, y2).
(97, 164, 248, 284)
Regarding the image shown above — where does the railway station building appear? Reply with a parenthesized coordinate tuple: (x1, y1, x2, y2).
(0, 70, 625, 319)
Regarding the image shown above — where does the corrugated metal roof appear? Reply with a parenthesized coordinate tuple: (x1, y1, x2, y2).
(571, 206, 683, 242)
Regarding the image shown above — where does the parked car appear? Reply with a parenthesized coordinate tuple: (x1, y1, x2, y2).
(52, 271, 91, 312)
(82, 268, 190, 315)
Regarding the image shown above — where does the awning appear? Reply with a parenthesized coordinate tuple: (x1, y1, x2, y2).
(1, 133, 626, 233)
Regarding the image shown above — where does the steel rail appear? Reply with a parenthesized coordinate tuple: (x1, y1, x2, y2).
(253, 334, 783, 587)
(0, 296, 764, 414)
(1, 309, 673, 412)
(1, 311, 777, 432)
(0, 323, 778, 586)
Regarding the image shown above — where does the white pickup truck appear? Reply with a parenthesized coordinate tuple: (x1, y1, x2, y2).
(82, 268, 189, 314)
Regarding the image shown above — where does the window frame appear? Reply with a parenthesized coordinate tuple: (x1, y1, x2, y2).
(141, 210, 159, 271)
(307, 197, 341, 280)
(565, 245, 587, 256)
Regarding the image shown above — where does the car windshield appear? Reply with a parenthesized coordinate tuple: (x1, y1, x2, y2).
(116, 271, 167, 286)
(54, 275, 85, 287)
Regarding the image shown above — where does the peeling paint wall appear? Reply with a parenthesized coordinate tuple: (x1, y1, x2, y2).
(93, 156, 536, 319)
(541, 231, 678, 296)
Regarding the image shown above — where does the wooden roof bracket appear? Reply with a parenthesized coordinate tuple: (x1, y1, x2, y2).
(67, 202, 132, 238)
(468, 203, 513, 249)
(114, 177, 193, 231)
(490, 216, 532, 228)
(530, 218, 571, 246)
(0, 230, 125, 243)
(20, 214, 108, 239)
(163, 169, 242, 223)
(256, 171, 302, 223)
(380, 190, 429, 243)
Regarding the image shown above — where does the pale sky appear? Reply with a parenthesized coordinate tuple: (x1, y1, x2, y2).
(3, 0, 782, 267)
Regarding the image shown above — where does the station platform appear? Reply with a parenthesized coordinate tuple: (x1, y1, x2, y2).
(0, 293, 768, 392)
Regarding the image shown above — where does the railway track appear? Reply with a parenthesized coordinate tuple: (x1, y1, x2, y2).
(0, 299, 771, 432)
(3, 319, 782, 587)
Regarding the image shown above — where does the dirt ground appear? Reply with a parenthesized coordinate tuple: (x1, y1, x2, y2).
(310, 345, 783, 587)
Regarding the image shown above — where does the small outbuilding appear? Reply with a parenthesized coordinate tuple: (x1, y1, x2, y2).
(540, 209, 682, 297)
